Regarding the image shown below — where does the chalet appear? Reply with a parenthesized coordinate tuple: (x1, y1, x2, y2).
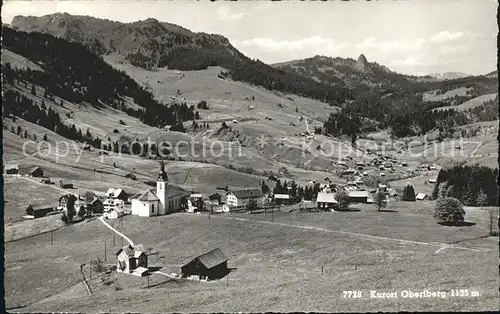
(274, 194, 291, 205)
(125, 173, 137, 180)
(25, 204, 53, 218)
(428, 178, 437, 184)
(106, 188, 129, 202)
(429, 165, 437, 170)
(87, 197, 104, 214)
(181, 248, 229, 280)
(380, 173, 386, 177)
(59, 180, 74, 189)
(30, 166, 44, 177)
(401, 162, 408, 167)
(131, 164, 188, 217)
(116, 244, 148, 274)
(378, 184, 388, 192)
(324, 177, 331, 182)
(5, 164, 19, 174)
(226, 189, 264, 208)
(104, 198, 125, 212)
(416, 193, 427, 201)
(356, 162, 365, 167)
(209, 193, 222, 205)
(337, 161, 347, 166)
(348, 190, 370, 203)
(268, 174, 279, 182)
(316, 192, 337, 210)
(104, 209, 124, 219)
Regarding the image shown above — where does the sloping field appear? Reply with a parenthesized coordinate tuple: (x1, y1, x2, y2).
(423, 87, 472, 102)
(432, 93, 497, 112)
(6, 204, 498, 312)
(2, 48, 44, 71)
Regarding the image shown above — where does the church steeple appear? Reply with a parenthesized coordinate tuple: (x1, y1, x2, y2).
(157, 160, 168, 182)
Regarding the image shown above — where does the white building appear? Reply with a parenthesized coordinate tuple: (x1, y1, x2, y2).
(226, 189, 264, 209)
(131, 162, 187, 217)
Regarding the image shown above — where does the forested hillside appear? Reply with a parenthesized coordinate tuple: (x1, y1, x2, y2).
(10, 14, 353, 106)
(2, 26, 195, 128)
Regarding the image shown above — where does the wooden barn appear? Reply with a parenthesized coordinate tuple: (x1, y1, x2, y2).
(5, 164, 19, 174)
(29, 166, 44, 177)
(181, 248, 229, 280)
(25, 204, 53, 218)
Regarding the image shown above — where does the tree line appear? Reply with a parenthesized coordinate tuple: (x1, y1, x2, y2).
(431, 165, 498, 206)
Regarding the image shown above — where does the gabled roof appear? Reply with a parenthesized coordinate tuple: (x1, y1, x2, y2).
(5, 164, 19, 170)
(115, 244, 135, 257)
(166, 185, 188, 198)
(138, 190, 159, 202)
(274, 194, 291, 200)
(416, 193, 427, 200)
(348, 190, 370, 198)
(27, 203, 53, 211)
(190, 193, 203, 198)
(317, 192, 337, 203)
(193, 248, 228, 269)
(30, 166, 42, 173)
(209, 193, 221, 199)
(106, 188, 125, 198)
(229, 189, 264, 199)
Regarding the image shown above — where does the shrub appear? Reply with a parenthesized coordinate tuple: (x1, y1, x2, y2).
(433, 197, 465, 225)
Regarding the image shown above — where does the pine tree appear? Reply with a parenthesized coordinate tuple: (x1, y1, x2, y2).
(31, 85, 36, 96)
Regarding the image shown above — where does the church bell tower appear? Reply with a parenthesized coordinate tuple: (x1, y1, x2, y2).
(157, 161, 169, 215)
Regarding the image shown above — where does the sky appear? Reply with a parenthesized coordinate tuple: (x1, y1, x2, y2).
(2, 0, 498, 75)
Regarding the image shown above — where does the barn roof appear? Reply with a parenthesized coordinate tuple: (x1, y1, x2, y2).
(229, 189, 263, 199)
(317, 192, 337, 203)
(193, 248, 228, 269)
(348, 191, 370, 198)
(30, 166, 42, 173)
(5, 164, 19, 170)
(274, 194, 291, 200)
(27, 203, 54, 211)
(106, 188, 125, 198)
(416, 193, 427, 200)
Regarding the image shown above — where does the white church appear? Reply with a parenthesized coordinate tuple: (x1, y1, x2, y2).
(131, 162, 187, 217)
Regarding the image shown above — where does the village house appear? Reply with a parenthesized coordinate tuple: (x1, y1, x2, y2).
(116, 244, 148, 275)
(29, 166, 44, 177)
(274, 193, 292, 205)
(59, 180, 74, 189)
(106, 188, 129, 202)
(348, 190, 370, 203)
(268, 174, 279, 182)
(209, 193, 222, 205)
(103, 198, 126, 213)
(130, 162, 188, 217)
(316, 192, 338, 210)
(5, 164, 19, 174)
(226, 188, 264, 209)
(416, 193, 427, 201)
(25, 203, 53, 218)
(181, 248, 229, 280)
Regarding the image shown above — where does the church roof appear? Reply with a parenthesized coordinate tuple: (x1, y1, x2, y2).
(138, 190, 159, 202)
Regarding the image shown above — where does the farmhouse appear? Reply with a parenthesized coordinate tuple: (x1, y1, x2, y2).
(25, 203, 53, 218)
(59, 180, 74, 189)
(209, 193, 222, 205)
(104, 198, 126, 212)
(416, 193, 427, 201)
(106, 188, 129, 202)
(29, 166, 44, 177)
(226, 189, 264, 208)
(348, 191, 370, 203)
(131, 163, 187, 217)
(316, 192, 337, 210)
(116, 244, 148, 274)
(181, 248, 229, 280)
(268, 174, 278, 182)
(274, 194, 291, 205)
(5, 164, 19, 174)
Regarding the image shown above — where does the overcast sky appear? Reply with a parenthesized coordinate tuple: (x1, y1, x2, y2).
(3, 0, 497, 75)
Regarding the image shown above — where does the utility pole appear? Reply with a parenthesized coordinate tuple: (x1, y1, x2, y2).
(104, 242, 107, 261)
(50, 231, 53, 245)
(89, 259, 92, 280)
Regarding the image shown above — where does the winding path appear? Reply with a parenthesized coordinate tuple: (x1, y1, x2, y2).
(98, 216, 134, 247)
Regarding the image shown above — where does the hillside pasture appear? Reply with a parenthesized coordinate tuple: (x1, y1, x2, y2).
(6, 201, 498, 312)
(422, 87, 472, 102)
(432, 93, 497, 112)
